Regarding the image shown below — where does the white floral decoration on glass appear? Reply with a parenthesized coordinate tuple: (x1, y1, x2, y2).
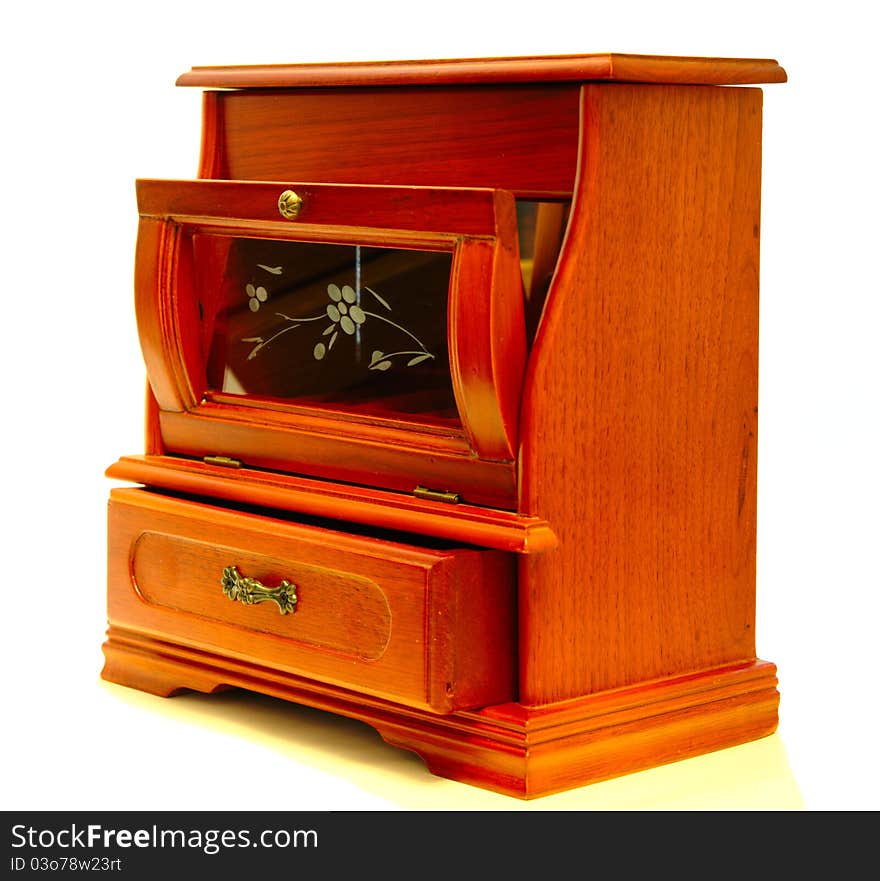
(246, 283, 269, 312)
(315, 284, 367, 360)
(242, 270, 434, 370)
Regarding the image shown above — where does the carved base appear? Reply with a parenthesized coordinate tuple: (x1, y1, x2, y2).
(102, 627, 779, 799)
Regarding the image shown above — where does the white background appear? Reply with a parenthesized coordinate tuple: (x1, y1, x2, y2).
(1, 0, 877, 811)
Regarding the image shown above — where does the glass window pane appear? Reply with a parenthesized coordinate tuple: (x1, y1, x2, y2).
(515, 200, 570, 342)
(197, 236, 459, 427)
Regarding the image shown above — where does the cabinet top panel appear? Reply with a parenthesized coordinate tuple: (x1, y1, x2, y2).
(176, 52, 787, 89)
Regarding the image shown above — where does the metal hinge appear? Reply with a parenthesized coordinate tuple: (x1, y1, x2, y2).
(203, 455, 242, 468)
(413, 485, 461, 504)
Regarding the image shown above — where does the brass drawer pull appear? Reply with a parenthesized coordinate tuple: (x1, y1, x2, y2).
(277, 189, 303, 220)
(221, 565, 298, 615)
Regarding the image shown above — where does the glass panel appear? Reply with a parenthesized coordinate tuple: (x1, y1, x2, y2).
(516, 200, 571, 342)
(196, 236, 459, 427)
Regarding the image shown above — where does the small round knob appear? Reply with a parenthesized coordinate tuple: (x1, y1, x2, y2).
(277, 189, 303, 220)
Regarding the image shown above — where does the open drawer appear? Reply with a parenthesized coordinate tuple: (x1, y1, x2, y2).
(107, 487, 517, 713)
(135, 179, 527, 509)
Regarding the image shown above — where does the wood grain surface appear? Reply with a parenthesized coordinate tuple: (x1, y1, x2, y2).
(108, 56, 784, 796)
(133, 179, 529, 508)
(199, 85, 580, 199)
(177, 52, 787, 89)
(106, 454, 558, 553)
(107, 488, 516, 713)
(102, 628, 778, 798)
(518, 83, 765, 703)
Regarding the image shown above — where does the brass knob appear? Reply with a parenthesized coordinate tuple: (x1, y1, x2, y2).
(277, 189, 303, 220)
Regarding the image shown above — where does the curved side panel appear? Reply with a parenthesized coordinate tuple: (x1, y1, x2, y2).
(134, 219, 186, 412)
(490, 191, 528, 459)
(448, 191, 526, 462)
(197, 91, 229, 179)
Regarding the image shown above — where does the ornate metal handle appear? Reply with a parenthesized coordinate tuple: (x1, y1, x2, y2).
(221, 566, 298, 615)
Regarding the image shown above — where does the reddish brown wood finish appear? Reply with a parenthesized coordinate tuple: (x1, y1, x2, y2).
(107, 488, 516, 713)
(138, 178, 505, 236)
(105, 455, 557, 553)
(177, 52, 787, 89)
(107, 53, 785, 798)
(197, 86, 580, 198)
(519, 83, 765, 703)
(197, 91, 228, 179)
(134, 179, 526, 507)
(449, 194, 526, 461)
(101, 629, 778, 799)
(158, 409, 516, 508)
(144, 384, 164, 455)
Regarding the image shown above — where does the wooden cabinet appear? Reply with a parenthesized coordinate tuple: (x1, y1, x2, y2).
(104, 52, 786, 798)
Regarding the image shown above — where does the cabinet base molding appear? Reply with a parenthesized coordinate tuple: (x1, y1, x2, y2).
(101, 627, 778, 799)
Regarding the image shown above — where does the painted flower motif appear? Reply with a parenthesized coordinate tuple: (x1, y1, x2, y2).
(242, 267, 433, 370)
(314, 284, 368, 361)
(246, 283, 269, 312)
(325, 284, 366, 334)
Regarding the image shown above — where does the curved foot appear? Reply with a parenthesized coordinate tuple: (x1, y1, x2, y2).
(102, 629, 231, 698)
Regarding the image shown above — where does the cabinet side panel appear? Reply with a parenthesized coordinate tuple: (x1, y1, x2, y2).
(134, 219, 187, 413)
(518, 84, 763, 703)
(197, 91, 229, 179)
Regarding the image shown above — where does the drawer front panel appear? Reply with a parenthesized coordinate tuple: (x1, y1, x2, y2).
(133, 532, 392, 661)
(108, 488, 516, 712)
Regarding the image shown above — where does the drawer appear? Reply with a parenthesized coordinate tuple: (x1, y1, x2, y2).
(106, 488, 516, 713)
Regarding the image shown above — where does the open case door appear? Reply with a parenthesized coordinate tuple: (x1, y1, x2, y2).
(133, 179, 527, 509)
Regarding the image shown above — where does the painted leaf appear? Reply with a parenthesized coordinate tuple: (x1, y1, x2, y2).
(365, 286, 392, 311)
(407, 354, 432, 367)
